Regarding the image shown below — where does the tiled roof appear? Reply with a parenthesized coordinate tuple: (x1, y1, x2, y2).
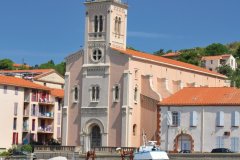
(51, 88, 64, 98)
(162, 52, 181, 57)
(13, 64, 30, 68)
(0, 75, 50, 91)
(159, 87, 240, 106)
(0, 69, 53, 74)
(201, 54, 231, 61)
(112, 48, 226, 78)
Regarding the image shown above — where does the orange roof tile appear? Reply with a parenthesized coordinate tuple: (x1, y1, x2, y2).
(0, 75, 50, 91)
(112, 48, 226, 78)
(0, 69, 53, 74)
(51, 88, 64, 98)
(162, 52, 181, 57)
(201, 54, 231, 61)
(159, 87, 240, 106)
(13, 63, 30, 68)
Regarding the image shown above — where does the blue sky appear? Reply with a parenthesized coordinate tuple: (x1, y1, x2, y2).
(0, 0, 239, 66)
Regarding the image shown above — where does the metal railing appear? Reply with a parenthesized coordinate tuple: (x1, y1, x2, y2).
(34, 145, 75, 152)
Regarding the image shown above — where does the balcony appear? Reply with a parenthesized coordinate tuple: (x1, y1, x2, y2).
(38, 98, 54, 105)
(24, 96, 30, 103)
(22, 125, 29, 132)
(38, 125, 53, 133)
(38, 112, 54, 119)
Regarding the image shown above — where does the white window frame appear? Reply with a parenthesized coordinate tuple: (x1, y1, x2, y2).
(113, 84, 120, 102)
(90, 85, 100, 102)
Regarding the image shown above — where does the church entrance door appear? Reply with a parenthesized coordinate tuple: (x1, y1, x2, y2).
(91, 125, 101, 147)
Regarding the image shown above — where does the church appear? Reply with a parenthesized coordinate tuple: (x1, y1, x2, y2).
(62, 0, 229, 151)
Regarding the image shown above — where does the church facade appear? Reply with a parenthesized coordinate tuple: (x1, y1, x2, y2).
(62, 0, 229, 151)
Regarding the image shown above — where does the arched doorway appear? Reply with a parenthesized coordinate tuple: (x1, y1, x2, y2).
(90, 125, 101, 147)
(174, 133, 194, 152)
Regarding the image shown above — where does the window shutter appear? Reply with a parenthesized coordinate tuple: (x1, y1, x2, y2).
(167, 111, 172, 126)
(221, 136, 224, 148)
(217, 111, 224, 126)
(178, 112, 181, 126)
(190, 111, 197, 127)
(232, 111, 240, 127)
(216, 136, 220, 148)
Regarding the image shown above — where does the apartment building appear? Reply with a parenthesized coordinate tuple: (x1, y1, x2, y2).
(0, 75, 63, 149)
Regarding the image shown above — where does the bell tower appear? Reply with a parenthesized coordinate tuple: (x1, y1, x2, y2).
(84, 0, 128, 65)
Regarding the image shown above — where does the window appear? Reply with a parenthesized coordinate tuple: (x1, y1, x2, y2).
(94, 15, 104, 33)
(58, 99, 62, 111)
(134, 86, 138, 103)
(15, 87, 18, 95)
(113, 84, 120, 102)
(4, 85, 7, 94)
(13, 118, 17, 130)
(32, 90, 38, 102)
(12, 132, 18, 145)
(231, 137, 239, 152)
(190, 111, 197, 127)
(209, 68, 212, 71)
(94, 16, 98, 32)
(31, 104, 36, 116)
(32, 119, 35, 131)
(231, 111, 240, 127)
(216, 136, 224, 148)
(172, 111, 180, 127)
(91, 85, 100, 102)
(211, 60, 213, 64)
(133, 124, 137, 136)
(134, 69, 139, 80)
(92, 49, 102, 62)
(73, 86, 79, 102)
(217, 111, 224, 127)
(99, 15, 103, 32)
(14, 102, 18, 116)
(118, 17, 121, 35)
(114, 16, 118, 33)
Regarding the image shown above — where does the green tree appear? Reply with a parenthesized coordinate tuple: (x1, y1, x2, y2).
(154, 49, 165, 56)
(0, 59, 14, 70)
(39, 60, 55, 69)
(178, 51, 200, 66)
(217, 65, 233, 77)
(55, 62, 66, 76)
(236, 46, 240, 58)
(205, 43, 228, 56)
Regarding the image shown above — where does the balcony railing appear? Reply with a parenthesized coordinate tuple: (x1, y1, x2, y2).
(39, 98, 54, 105)
(38, 126, 53, 133)
(38, 112, 54, 118)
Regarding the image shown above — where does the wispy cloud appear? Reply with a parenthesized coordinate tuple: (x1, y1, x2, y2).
(128, 31, 185, 39)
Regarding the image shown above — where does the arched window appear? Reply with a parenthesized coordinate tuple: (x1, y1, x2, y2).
(118, 17, 121, 35)
(99, 15, 103, 32)
(74, 86, 78, 102)
(92, 49, 102, 62)
(94, 16, 98, 32)
(133, 124, 137, 136)
(91, 85, 100, 102)
(113, 84, 120, 102)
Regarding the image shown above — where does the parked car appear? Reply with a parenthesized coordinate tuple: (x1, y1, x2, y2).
(179, 150, 191, 153)
(211, 148, 234, 153)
